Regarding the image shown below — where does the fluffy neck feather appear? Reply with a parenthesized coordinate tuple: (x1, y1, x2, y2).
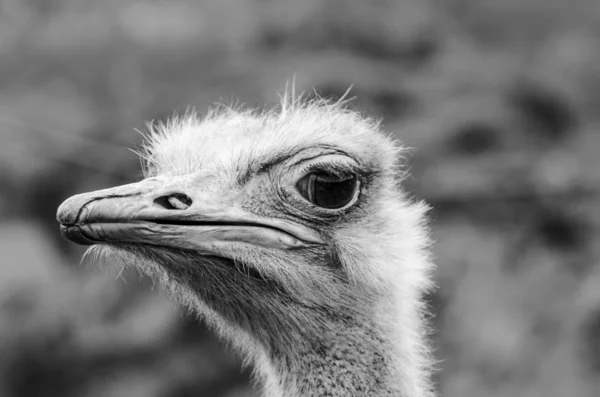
(193, 279, 434, 397)
(265, 307, 427, 397)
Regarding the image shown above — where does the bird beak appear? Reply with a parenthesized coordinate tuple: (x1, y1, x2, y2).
(56, 177, 323, 253)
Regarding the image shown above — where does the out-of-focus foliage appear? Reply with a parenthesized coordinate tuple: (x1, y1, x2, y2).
(0, 0, 599, 396)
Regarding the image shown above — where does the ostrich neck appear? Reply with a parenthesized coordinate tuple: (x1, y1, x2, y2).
(167, 253, 432, 396)
(251, 316, 412, 397)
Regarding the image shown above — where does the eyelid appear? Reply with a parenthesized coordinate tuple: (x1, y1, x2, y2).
(292, 154, 365, 177)
(314, 172, 355, 182)
(302, 163, 356, 179)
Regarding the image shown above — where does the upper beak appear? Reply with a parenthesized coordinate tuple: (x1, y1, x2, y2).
(56, 177, 324, 253)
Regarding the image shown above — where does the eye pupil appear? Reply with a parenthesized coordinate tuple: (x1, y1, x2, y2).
(296, 172, 358, 209)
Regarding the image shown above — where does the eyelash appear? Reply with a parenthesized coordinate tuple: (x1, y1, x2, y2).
(298, 161, 370, 182)
(304, 161, 346, 175)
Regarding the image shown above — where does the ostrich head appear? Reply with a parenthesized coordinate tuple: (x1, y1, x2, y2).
(57, 95, 435, 397)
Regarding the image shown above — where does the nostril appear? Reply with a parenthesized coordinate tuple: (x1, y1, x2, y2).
(169, 194, 192, 209)
(153, 193, 193, 210)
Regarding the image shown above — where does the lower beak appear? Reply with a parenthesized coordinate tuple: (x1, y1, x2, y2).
(56, 177, 323, 252)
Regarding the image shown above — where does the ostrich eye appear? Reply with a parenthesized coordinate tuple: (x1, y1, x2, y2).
(296, 172, 358, 209)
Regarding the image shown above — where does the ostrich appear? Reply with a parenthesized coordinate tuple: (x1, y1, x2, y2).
(56, 94, 436, 397)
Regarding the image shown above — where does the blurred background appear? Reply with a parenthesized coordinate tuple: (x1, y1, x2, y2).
(0, 0, 599, 396)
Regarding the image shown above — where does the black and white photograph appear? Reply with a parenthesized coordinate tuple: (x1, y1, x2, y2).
(0, 1, 598, 396)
